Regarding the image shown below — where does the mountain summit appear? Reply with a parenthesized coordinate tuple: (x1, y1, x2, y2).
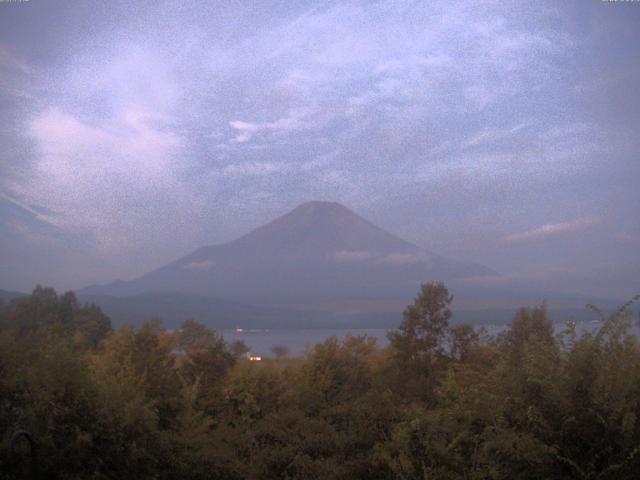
(81, 202, 495, 305)
(217, 201, 419, 259)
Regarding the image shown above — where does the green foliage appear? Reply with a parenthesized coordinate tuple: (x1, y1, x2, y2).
(387, 281, 453, 402)
(1, 285, 639, 479)
(176, 319, 237, 417)
(0, 285, 111, 348)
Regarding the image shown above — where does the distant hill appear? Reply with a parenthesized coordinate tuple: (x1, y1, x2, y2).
(4, 287, 632, 330)
(81, 201, 495, 306)
(0, 288, 27, 303)
(77, 292, 315, 329)
(77, 294, 633, 329)
(9, 202, 632, 329)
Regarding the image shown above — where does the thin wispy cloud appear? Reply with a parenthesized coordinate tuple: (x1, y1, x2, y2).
(0, 0, 638, 294)
(613, 232, 640, 245)
(506, 218, 600, 243)
(0, 192, 57, 227)
(229, 108, 321, 144)
(0, 46, 31, 75)
(4, 0, 578, 243)
(12, 105, 193, 256)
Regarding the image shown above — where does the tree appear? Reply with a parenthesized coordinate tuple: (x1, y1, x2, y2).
(175, 320, 237, 416)
(500, 305, 554, 362)
(448, 324, 479, 362)
(271, 344, 289, 359)
(229, 339, 250, 358)
(387, 281, 453, 402)
(0, 286, 112, 347)
(177, 319, 215, 350)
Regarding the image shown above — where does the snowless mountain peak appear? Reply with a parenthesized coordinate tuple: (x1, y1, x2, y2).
(80, 201, 496, 303)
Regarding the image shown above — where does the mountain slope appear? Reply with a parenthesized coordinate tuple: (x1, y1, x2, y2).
(81, 201, 495, 305)
(0, 288, 27, 303)
(77, 292, 311, 329)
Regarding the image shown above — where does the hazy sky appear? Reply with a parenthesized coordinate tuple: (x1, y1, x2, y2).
(1, 0, 639, 299)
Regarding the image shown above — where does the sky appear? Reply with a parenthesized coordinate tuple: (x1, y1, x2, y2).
(0, 0, 639, 299)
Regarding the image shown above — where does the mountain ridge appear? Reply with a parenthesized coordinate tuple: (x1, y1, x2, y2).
(80, 201, 496, 304)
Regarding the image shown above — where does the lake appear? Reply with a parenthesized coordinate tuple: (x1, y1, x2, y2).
(222, 328, 391, 356)
(222, 321, 638, 357)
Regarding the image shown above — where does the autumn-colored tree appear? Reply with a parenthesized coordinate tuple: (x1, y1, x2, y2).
(2, 285, 640, 480)
(387, 281, 453, 402)
(271, 344, 289, 358)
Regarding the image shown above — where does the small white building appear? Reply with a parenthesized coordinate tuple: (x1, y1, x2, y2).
(246, 353, 262, 362)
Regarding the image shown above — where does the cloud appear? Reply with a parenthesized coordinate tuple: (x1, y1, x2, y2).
(183, 260, 215, 271)
(459, 263, 640, 301)
(506, 218, 599, 243)
(379, 253, 430, 266)
(218, 161, 286, 177)
(7, 106, 189, 255)
(331, 250, 374, 263)
(1, 0, 637, 294)
(0, 45, 35, 100)
(229, 108, 319, 144)
(0, 192, 58, 227)
(330, 250, 432, 266)
(613, 232, 640, 245)
(0, 46, 31, 75)
(462, 123, 530, 149)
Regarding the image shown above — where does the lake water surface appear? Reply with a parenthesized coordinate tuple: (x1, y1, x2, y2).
(222, 321, 637, 357)
(222, 328, 391, 356)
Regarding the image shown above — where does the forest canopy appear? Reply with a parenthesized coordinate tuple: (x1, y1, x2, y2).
(1, 284, 639, 479)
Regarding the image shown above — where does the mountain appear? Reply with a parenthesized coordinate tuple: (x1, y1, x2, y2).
(76, 292, 313, 329)
(0, 288, 27, 303)
(81, 201, 495, 306)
